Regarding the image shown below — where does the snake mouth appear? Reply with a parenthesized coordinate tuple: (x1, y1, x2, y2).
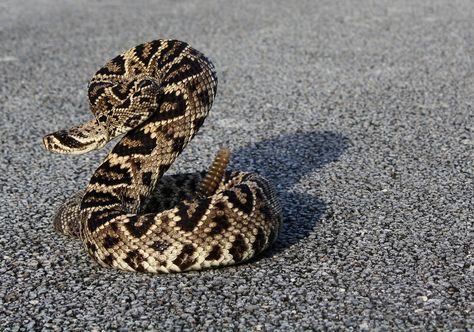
(43, 119, 109, 155)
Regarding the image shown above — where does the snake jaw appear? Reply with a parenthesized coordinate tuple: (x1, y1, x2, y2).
(43, 118, 109, 155)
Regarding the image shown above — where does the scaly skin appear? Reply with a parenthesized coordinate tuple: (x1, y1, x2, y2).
(43, 39, 282, 273)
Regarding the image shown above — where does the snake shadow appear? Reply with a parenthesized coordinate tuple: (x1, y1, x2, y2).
(230, 130, 350, 255)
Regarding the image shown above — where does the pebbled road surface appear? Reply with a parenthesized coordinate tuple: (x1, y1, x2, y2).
(1, 0, 473, 330)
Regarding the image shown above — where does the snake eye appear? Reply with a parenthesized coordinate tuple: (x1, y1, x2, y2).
(138, 79, 154, 89)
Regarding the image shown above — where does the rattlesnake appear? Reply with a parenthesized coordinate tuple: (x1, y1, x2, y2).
(43, 39, 282, 273)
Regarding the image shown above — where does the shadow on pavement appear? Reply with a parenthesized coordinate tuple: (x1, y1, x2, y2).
(232, 131, 351, 254)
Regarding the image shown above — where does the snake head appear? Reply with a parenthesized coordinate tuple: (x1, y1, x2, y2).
(43, 118, 108, 155)
(43, 77, 160, 155)
(88, 77, 161, 138)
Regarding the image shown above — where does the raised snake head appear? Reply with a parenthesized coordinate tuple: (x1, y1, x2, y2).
(43, 76, 161, 155)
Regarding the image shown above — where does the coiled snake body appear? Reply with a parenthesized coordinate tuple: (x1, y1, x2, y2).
(43, 39, 282, 273)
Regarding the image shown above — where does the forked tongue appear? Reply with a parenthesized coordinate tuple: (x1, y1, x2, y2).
(43, 118, 109, 155)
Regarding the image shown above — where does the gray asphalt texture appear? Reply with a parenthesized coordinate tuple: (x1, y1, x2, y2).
(1, 0, 473, 331)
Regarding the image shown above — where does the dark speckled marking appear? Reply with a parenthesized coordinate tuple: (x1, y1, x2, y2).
(171, 136, 186, 153)
(157, 41, 187, 68)
(87, 242, 97, 253)
(111, 81, 135, 100)
(214, 201, 227, 211)
(193, 117, 206, 132)
(103, 235, 120, 249)
(229, 234, 248, 263)
(81, 190, 121, 209)
(89, 161, 132, 186)
(154, 92, 187, 121)
(205, 245, 222, 261)
(134, 40, 163, 66)
(124, 214, 155, 238)
(197, 90, 210, 106)
(173, 243, 196, 270)
(268, 224, 279, 245)
(110, 223, 118, 232)
(124, 250, 145, 272)
(103, 255, 114, 265)
(176, 198, 211, 232)
(210, 215, 230, 235)
(53, 130, 85, 149)
(252, 227, 266, 254)
(259, 205, 273, 221)
(162, 57, 203, 86)
(88, 81, 113, 105)
(142, 171, 153, 186)
(151, 240, 170, 252)
(96, 54, 126, 76)
(86, 209, 123, 233)
(224, 184, 254, 215)
(113, 130, 157, 156)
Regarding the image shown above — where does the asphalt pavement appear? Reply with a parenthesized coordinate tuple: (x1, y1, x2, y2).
(1, 0, 473, 330)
